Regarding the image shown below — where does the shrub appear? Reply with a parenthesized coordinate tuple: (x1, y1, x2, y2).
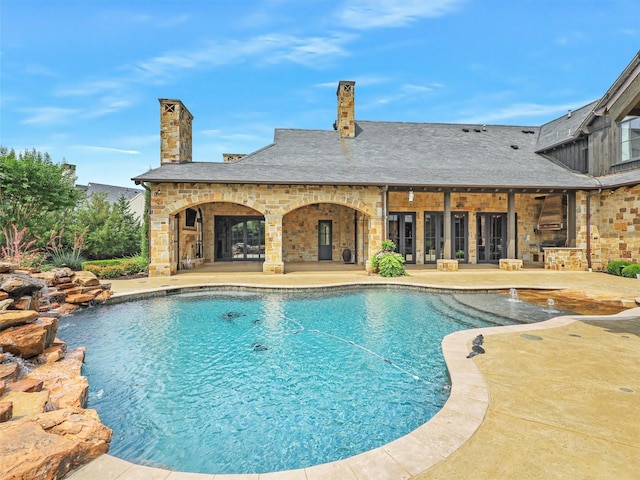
(377, 251, 407, 277)
(49, 250, 86, 270)
(46, 229, 86, 270)
(381, 239, 396, 252)
(0, 225, 43, 267)
(621, 263, 640, 278)
(370, 239, 407, 277)
(82, 256, 148, 278)
(606, 260, 632, 276)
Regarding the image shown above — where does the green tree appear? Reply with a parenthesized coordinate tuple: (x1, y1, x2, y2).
(140, 186, 150, 261)
(76, 192, 141, 259)
(0, 147, 81, 249)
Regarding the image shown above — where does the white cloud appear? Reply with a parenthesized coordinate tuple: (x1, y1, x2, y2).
(85, 98, 136, 118)
(74, 145, 140, 155)
(48, 31, 355, 123)
(335, 0, 463, 29)
(55, 79, 127, 97)
(554, 31, 586, 47)
(366, 82, 442, 106)
(457, 101, 592, 124)
(128, 32, 352, 85)
(25, 64, 59, 78)
(22, 107, 80, 125)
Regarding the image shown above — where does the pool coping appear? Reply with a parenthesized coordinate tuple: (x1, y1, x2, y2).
(65, 283, 612, 480)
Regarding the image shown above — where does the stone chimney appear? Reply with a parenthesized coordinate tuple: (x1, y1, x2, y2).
(159, 98, 193, 164)
(335, 80, 356, 138)
(222, 153, 245, 163)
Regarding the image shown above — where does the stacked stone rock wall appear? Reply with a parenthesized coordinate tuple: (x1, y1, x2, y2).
(387, 191, 559, 265)
(283, 203, 355, 262)
(148, 183, 383, 276)
(592, 185, 640, 265)
(0, 263, 112, 479)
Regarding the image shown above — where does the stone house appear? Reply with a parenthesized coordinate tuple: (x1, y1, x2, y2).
(133, 52, 640, 277)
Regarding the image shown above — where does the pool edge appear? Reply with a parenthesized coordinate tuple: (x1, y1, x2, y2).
(65, 284, 614, 480)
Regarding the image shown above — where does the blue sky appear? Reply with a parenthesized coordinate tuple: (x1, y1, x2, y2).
(1, 0, 638, 188)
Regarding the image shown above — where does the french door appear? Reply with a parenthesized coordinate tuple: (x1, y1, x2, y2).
(214, 216, 265, 261)
(424, 212, 444, 263)
(424, 212, 468, 263)
(388, 212, 415, 263)
(476, 213, 513, 263)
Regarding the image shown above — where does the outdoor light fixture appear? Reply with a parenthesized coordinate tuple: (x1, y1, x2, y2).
(408, 190, 414, 202)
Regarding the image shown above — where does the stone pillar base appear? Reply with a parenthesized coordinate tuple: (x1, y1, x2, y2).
(499, 259, 523, 271)
(437, 259, 458, 271)
(365, 259, 375, 274)
(263, 262, 285, 274)
(148, 263, 171, 277)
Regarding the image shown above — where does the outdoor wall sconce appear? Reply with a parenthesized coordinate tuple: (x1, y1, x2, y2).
(155, 189, 161, 196)
(408, 190, 414, 202)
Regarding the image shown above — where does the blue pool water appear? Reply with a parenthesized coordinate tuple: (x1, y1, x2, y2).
(59, 287, 561, 474)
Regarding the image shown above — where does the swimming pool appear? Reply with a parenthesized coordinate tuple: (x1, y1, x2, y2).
(60, 287, 562, 474)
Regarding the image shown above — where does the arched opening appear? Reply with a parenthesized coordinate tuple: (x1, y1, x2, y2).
(282, 203, 369, 265)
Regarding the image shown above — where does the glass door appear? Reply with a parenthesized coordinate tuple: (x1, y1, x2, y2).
(388, 212, 415, 263)
(424, 212, 444, 263)
(318, 220, 332, 260)
(214, 216, 265, 261)
(452, 212, 468, 262)
(477, 213, 509, 263)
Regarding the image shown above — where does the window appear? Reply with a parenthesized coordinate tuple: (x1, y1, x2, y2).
(185, 208, 197, 227)
(620, 116, 640, 163)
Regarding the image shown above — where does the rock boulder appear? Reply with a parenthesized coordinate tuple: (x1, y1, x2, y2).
(0, 407, 112, 480)
(0, 323, 48, 358)
(0, 310, 38, 331)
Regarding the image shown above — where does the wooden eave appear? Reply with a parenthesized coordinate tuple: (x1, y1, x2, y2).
(593, 51, 640, 121)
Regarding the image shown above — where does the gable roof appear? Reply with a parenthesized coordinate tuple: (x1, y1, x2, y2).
(82, 182, 144, 203)
(535, 101, 597, 152)
(593, 50, 640, 121)
(133, 121, 598, 191)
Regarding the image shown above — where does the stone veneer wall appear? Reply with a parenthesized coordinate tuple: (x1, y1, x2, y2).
(591, 184, 640, 265)
(150, 183, 640, 274)
(387, 191, 559, 265)
(544, 248, 587, 270)
(148, 184, 383, 276)
(283, 204, 356, 262)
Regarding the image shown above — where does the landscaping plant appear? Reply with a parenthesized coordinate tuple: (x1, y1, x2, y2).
(606, 260, 632, 276)
(370, 239, 407, 277)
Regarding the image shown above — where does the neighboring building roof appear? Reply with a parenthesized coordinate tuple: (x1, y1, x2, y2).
(133, 121, 599, 191)
(80, 182, 144, 203)
(535, 101, 597, 152)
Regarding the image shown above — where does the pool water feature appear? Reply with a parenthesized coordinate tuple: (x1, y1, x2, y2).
(59, 287, 568, 474)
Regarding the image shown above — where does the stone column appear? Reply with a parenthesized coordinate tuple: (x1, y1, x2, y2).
(507, 192, 516, 258)
(443, 192, 452, 259)
(567, 192, 577, 247)
(148, 213, 172, 277)
(365, 216, 383, 272)
(263, 214, 284, 274)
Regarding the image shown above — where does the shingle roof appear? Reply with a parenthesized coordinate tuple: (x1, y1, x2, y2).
(596, 168, 640, 188)
(83, 182, 144, 203)
(133, 121, 598, 190)
(535, 101, 597, 152)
